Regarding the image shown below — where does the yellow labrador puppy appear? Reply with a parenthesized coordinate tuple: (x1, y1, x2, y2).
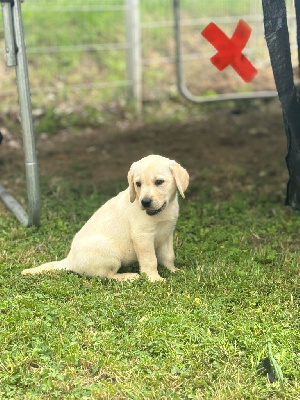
(22, 155, 189, 282)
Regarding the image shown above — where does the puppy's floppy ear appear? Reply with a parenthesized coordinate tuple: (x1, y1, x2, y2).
(170, 160, 189, 198)
(127, 162, 137, 203)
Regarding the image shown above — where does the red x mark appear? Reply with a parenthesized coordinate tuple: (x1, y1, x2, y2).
(201, 19, 258, 82)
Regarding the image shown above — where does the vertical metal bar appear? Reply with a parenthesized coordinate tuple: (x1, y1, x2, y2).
(0, 0, 35, 226)
(1, 1, 17, 66)
(125, 0, 142, 112)
(173, 0, 186, 99)
(12, 0, 41, 226)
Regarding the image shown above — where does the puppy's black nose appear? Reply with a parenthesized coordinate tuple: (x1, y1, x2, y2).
(141, 197, 152, 208)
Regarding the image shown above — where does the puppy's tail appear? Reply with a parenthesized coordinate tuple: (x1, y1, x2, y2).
(21, 258, 68, 276)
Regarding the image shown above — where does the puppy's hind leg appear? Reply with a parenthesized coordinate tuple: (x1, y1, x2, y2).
(21, 259, 68, 276)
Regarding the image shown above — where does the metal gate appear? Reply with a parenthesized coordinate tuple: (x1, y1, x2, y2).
(173, 0, 297, 103)
(0, 0, 298, 108)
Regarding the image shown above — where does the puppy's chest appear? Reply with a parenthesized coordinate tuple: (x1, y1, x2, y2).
(154, 220, 176, 248)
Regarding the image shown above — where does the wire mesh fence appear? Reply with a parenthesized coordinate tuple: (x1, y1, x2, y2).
(0, 0, 298, 109)
(142, 0, 297, 102)
(0, 0, 129, 109)
(174, 0, 298, 102)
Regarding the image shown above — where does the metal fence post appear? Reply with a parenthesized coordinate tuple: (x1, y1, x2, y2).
(0, 0, 41, 226)
(125, 0, 142, 112)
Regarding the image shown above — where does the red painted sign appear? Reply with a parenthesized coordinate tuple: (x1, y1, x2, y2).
(201, 19, 258, 82)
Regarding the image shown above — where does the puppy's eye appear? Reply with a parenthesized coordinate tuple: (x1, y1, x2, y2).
(155, 179, 164, 186)
(136, 182, 141, 188)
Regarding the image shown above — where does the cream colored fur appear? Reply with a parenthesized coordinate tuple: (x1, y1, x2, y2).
(21, 155, 189, 282)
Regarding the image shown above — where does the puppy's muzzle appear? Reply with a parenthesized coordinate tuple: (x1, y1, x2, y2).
(141, 197, 166, 216)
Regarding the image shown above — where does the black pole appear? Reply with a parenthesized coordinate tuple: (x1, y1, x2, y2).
(295, 0, 300, 76)
(262, 0, 300, 210)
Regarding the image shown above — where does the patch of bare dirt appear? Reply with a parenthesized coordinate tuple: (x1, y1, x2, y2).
(0, 99, 289, 214)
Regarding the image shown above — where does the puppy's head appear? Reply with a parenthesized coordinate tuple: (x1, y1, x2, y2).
(127, 155, 189, 216)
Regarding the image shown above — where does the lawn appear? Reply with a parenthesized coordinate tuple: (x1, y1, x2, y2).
(0, 177, 299, 399)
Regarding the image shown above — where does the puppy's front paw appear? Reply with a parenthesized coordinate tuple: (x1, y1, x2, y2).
(169, 267, 180, 273)
(147, 274, 165, 282)
(167, 266, 185, 274)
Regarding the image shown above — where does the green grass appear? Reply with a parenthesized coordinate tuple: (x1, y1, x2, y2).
(0, 181, 299, 399)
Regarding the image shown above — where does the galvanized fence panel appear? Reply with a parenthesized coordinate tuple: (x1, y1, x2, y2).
(0, 0, 130, 109)
(141, 0, 297, 101)
(0, 0, 298, 108)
